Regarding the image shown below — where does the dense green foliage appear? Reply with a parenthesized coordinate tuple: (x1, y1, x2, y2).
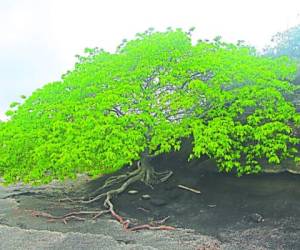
(1, 29, 300, 184)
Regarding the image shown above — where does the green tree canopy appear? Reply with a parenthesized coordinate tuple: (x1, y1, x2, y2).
(1, 28, 300, 184)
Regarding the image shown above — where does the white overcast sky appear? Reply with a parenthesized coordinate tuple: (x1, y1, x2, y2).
(1, 0, 300, 120)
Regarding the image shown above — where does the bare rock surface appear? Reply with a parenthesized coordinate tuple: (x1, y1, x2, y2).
(0, 224, 220, 250)
(1, 158, 300, 249)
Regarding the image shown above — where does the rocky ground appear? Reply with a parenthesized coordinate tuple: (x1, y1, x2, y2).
(0, 156, 300, 250)
(0, 190, 222, 250)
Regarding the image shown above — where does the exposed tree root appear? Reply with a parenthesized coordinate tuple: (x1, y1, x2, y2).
(29, 207, 175, 231)
(137, 207, 150, 213)
(30, 159, 175, 231)
(101, 192, 174, 231)
(84, 160, 175, 231)
(81, 160, 173, 204)
(129, 224, 175, 231)
(28, 209, 109, 224)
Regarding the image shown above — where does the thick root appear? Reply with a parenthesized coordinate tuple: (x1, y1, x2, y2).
(39, 160, 175, 231)
(29, 209, 109, 224)
(82, 162, 172, 204)
(80, 161, 174, 231)
(88, 168, 141, 197)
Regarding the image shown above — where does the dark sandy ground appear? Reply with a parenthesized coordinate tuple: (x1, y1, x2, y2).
(0, 155, 300, 249)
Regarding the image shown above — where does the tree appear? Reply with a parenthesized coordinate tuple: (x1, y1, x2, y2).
(264, 24, 300, 59)
(263, 23, 300, 113)
(1, 28, 300, 223)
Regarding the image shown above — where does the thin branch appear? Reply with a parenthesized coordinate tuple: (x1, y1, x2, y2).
(109, 106, 125, 117)
(178, 184, 201, 194)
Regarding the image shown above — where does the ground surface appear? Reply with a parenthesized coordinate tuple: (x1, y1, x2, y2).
(0, 156, 300, 250)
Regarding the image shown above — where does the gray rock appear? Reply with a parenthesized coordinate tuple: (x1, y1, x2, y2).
(248, 213, 264, 223)
(128, 190, 139, 195)
(141, 194, 151, 200)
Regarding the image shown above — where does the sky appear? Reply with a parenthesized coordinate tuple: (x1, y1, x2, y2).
(1, 0, 300, 121)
